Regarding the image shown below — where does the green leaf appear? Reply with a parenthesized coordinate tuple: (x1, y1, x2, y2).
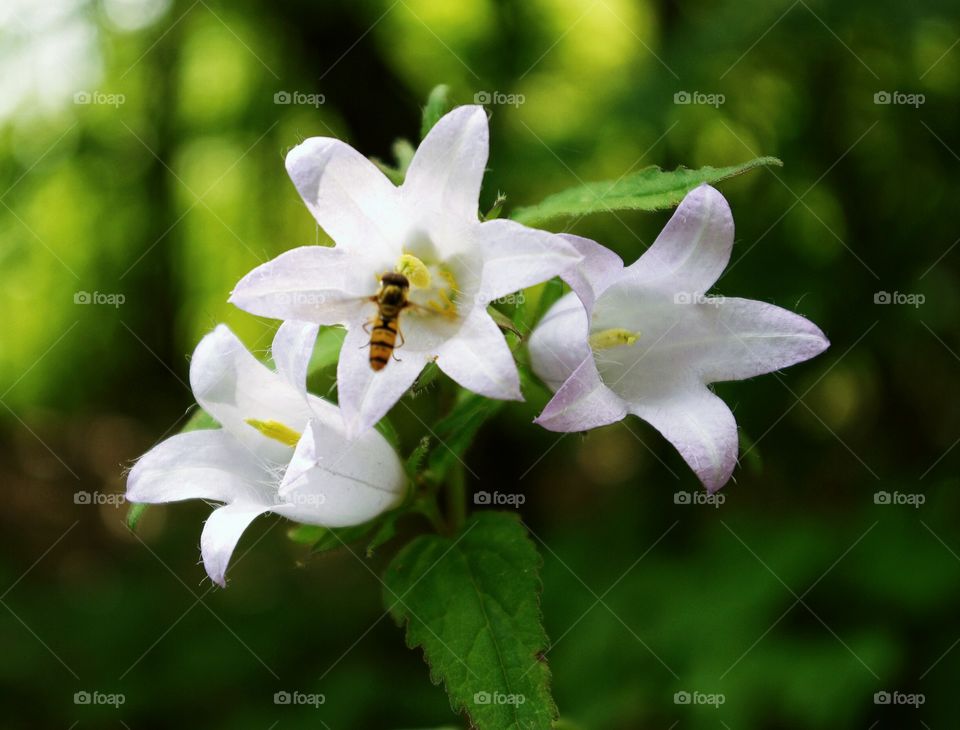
(421, 84, 452, 140)
(307, 326, 346, 377)
(411, 361, 441, 396)
(510, 157, 782, 226)
(126, 502, 149, 532)
(384, 512, 555, 730)
(428, 392, 503, 482)
(182, 407, 219, 432)
(371, 157, 405, 185)
(393, 138, 416, 173)
(405, 436, 431, 480)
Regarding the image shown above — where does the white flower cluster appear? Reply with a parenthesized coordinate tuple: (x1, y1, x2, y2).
(127, 106, 828, 586)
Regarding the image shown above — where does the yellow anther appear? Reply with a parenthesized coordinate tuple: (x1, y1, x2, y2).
(589, 328, 640, 351)
(245, 419, 302, 447)
(396, 254, 432, 288)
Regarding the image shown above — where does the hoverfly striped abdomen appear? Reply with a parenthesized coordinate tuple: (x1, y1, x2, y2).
(369, 272, 410, 371)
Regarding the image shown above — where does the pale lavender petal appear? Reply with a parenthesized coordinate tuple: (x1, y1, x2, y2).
(630, 382, 738, 493)
(229, 246, 375, 325)
(402, 105, 488, 221)
(272, 320, 320, 394)
(558, 234, 624, 312)
(190, 325, 311, 459)
(699, 297, 830, 382)
(201, 502, 274, 587)
(126, 429, 273, 506)
(528, 292, 591, 391)
(275, 420, 406, 528)
(534, 356, 627, 432)
(475, 218, 582, 302)
(285, 137, 402, 256)
(625, 184, 733, 296)
(336, 318, 429, 438)
(436, 310, 522, 401)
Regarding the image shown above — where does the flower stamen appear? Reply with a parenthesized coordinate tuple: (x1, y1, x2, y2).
(589, 328, 640, 351)
(396, 254, 432, 288)
(245, 419, 302, 447)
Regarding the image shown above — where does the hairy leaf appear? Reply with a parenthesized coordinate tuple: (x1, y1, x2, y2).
(384, 512, 555, 730)
(511, 157, 781, 226)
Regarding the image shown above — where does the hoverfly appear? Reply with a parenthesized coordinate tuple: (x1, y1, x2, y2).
(366, 272, 412, 371)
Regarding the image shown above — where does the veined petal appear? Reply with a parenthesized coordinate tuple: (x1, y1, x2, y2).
(625, 184, 733, 296)
(275, 419, 405, 527)
(699, 297, 830, 382)
(190, 325, 312, 459)
(475, 219, 582, 302)
(528, 292, 590, 391)
(402, 105, 488, 221)
(436, 309, 522, 401)
(126, 429, 274, 506)
(336, 319, 429, 438)
(534, 356, 627, 431)
(272, 320, 320, 394)
(629, 382, 738, 493)
(285, 137, 402, 257)
(201, 502, 274, 587)
(229, 246, 375, 325)
(558, 234, 624, 312)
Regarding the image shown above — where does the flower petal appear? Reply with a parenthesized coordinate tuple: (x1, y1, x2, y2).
(126, 429, 273, 506)
(699, 297, 830, 382)
(402, 105, 488, 221)
(336, 319, 429, 438)
(201, 502, 273, 587)
(190, 325, 312, 459)
(475, 219, 582, 302)
(286, 137, 402, 256)
(436, 310, 522, 400)
(528, 292, 591, 391)
(630, 382, 738, 493)
(534, 356, 627, 431)
(625, 184, 733, 296)
(558, 234, 624, 312)
(272, 320, 320, 394)
(276, 419, 405, 527)
(229, 246, 375, 325)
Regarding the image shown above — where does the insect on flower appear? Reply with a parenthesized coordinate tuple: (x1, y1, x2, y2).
(367, 271, 410, 371)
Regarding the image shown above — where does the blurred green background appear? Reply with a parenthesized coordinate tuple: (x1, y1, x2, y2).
(2, 0, 958, 727)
